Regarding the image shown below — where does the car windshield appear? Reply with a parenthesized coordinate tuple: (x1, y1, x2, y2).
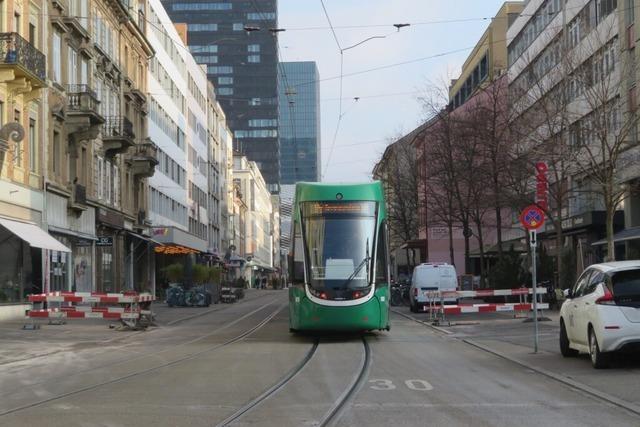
(301, 201, 377, 291)
(611, 269, 640, 306)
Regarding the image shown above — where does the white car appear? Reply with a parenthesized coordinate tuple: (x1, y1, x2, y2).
(410, 263, 458, 312)
(560, 261, 640, 369)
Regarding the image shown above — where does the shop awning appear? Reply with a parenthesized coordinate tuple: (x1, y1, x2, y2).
(592, 227, 640, 246)
(128, 231, 164, 246)
(0, 217, 71, 252)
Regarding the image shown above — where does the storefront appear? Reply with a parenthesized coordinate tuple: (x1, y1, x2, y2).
(0, 217, 70, 303)
(46, 192, 98, 292)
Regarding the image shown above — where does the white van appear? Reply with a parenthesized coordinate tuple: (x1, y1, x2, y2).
(410, 263, 458, 312)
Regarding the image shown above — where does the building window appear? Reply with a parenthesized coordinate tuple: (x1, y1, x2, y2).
(29, 118, 36, 173)
(248, 55, 260, 63)
(218, 76, 233, 85)
(248, 44, 260, 52)
(13, 110, 20, 167)
(190, 45, 218, 53)
(53, 131, 60, 174)
(188, 23, 218, 31)
(207, 66, 233, 74)
(172, 3, 232, 11)
(52, 31, 61, 83)
(217, 87, 233, 95)
(247, 12, 275, 20)
(233, 23, 244, 31)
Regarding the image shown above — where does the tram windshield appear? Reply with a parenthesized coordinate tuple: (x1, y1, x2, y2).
(301, 201, 377, 293)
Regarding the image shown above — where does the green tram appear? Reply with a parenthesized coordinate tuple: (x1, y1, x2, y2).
(288, 182, 391, 332)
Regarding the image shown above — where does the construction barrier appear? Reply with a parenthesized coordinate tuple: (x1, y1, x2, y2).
(26, 291, 154, 329)
(416, 287, 549, 325)
(439, 287, 546, 299)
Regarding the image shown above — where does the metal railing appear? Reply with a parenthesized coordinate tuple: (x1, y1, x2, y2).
(102, 116, 134, 139)
(0, 32, 46, 81)
(73, 183, 87, 206)
(66, 84, 100, 113)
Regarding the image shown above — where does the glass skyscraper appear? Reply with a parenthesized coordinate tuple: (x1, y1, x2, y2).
(278, 62, 321, 183)
(161, 0, 280, 192)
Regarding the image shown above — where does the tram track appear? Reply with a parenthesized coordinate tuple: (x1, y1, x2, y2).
(217, 335, 371, 427)
(0, 301, 285, 417)
(0, 294, 282, 401)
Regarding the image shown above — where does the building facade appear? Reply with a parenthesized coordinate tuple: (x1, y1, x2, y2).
(46, 0, 154, 296)
(233, 154, 273, 286)
(278, 61, 321, 183)
(147, 0, 211, 289)
(507, 0, 624, 268)
(162, 0, 281, 192)
(0, 0, 50, 313)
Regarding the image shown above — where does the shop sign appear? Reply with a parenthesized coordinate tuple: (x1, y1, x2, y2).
(535, 162, 548, 211)
(96, 236, 113, 247)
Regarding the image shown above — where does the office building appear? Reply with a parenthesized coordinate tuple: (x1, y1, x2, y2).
(278, 61, 321, 183)
(162, 0, 281, 192)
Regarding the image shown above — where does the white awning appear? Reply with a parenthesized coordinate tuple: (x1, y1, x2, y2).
(0, 218, 71, 252)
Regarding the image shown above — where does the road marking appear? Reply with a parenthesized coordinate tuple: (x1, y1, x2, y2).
(405, 379, 433, 391)
(353, 402, 596, 409)
(369, 379, 396, 390)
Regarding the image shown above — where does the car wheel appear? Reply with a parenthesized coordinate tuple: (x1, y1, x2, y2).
(589, 328, 610, 369)
(559, 320, 577, 357)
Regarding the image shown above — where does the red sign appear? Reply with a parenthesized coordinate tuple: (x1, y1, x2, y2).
(535, 162, 548, 211)
(520, 205, 545, 230)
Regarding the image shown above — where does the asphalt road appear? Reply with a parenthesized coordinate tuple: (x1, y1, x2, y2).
(1, 291, 639, 426)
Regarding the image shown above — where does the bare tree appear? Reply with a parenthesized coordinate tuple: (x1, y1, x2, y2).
(373, 134, 420, 269)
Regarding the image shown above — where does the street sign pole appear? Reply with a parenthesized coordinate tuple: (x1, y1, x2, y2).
(530, 229, 539, 353)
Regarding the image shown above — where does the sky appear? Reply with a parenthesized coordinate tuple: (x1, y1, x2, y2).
(278, 0, 508, 183)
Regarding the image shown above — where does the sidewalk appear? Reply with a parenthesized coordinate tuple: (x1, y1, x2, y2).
(447, 310, 640, 414)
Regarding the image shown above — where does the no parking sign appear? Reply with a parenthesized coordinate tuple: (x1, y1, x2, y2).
(519, 205, 545, 230)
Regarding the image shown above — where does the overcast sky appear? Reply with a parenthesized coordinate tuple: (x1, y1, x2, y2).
(278, 0, 508, 183)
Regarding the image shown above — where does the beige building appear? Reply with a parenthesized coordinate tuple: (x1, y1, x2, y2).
(45, 0, 154, 294)
(233, 154, 274, 287)
(449, 1, 524, 109)
(0, 0, 52, 315)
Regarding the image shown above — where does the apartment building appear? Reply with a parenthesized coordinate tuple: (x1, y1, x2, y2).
(507, 0, 625, 264)
(0, 0, 51, 314)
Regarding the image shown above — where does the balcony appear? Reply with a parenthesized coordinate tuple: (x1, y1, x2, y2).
(102, 116, 135, 155)
(0, 32, 46, 90)
(69, 183, 88, 212)
(67, 84, 104, 126)
(130, 140, 158, 178)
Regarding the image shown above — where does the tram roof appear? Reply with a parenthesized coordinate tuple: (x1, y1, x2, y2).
(294, 181, 384, 203)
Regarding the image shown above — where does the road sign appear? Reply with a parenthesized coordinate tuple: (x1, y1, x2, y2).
(519, 205, 545, 230)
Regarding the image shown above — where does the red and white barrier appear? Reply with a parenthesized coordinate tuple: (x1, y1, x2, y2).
(29, 291, 154, 304)
(439, 287, 546, 298)
(28, 308, 152, 320)
(418, 302, 549, 315)
(26, 291, 154, 328)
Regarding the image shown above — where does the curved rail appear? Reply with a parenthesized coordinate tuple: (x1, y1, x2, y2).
(0, 304, 284, 417)
(318, 336, 371, 427)
(216, 339, 320, 426)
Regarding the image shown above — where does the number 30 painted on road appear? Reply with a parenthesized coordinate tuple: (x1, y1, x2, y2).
(369, 379, 433, 391)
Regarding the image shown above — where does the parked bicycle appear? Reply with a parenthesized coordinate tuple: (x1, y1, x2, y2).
(390, 281, 411, 306)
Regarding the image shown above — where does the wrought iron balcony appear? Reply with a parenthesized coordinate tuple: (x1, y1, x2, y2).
(66, 84, 104, 125)
(0, 32, 46, 87)
(131, 140, 158, 178)
(102, 116, 135, 155)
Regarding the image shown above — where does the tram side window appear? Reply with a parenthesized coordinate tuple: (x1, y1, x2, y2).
(291, 221, 305, 283)
(375, 221, 389, 286)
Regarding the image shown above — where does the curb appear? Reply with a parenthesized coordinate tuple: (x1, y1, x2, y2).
(463, 338, 640, 417)
(390, 308, 453, 335)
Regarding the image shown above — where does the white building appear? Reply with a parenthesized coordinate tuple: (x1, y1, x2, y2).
(146, 0, 209, 259)
(233, 155, 274, 286)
